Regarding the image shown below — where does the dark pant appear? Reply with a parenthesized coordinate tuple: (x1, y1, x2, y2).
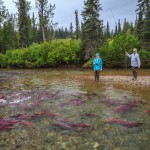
(94, 70, 100, 81)
(131, 67, 138, 79)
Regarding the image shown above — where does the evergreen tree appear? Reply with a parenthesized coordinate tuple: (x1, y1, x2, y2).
(106, 21, 110, 38)
(118, 19, 121, 34)
(114, 24, 118, 36)
(0, 0, 7, 26)
(81, 0, 103, 59)
(14, 0, 31, 48)
(36, 0, 56, 42)
(70, 22, 74, 40)
(142, 4, 150, 51)
(32, 12, 37, 43)
(130, 22, 134, 34)
(136, 0, 150, 51)
(3, 15, 14, 51)
(64, 27, 69, 38)
(111, 29, 114, 38)
(135, 8, 144, 39)
(0, 0, 8, 52)
(75, 9, 80, 40)
(122, 18, 133, 34)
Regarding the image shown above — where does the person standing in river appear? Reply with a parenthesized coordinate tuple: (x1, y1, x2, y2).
(93, 53, 103, 81)
(125, 48, 141, 81)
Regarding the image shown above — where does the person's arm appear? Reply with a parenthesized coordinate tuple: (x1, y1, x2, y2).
(137, 54, 141, 68)
(125, 52, 131, 58)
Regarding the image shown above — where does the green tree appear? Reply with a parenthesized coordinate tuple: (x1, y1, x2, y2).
(100, 33, 140, 68)
(118, 19, 121, 34)
(3, 15, 15, 51)
(69, 22, 74, 40)
(81, 0, 103, 59)
(0, 0, 8, 52)
(106, 21, 110, 38)
(36, 0, 56, 42)
(114, 24, 118, 36)
(75, 9, 80, 40)
(141, 1, 150, 50)
(136, 0, 150, 50)
(122, 18, 133, 34)
(32, 12, 37, 43)
(14, 0, 31, 48)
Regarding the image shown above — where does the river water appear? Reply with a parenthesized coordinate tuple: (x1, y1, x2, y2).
(0, 69, 149, 150)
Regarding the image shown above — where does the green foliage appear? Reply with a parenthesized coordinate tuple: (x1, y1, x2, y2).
(83, 33, 150, 68)
(0, 39, 81, 68)
(139, 49, 150, 67)
(47, 39, 80, 65)
(136, 0, 150, 51)
(14, 0, 31, 47)
(0, 53, 7, 67)
(82, 58, 93, 68)
(81, 0, 103, 59)
(36, 0, 56, 42)
(100, 33, 140, 67)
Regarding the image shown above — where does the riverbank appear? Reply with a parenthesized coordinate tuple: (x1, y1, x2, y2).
(71, 69, 150, 88)
(0, 68, 150, 88)
(89, 76, 150, 88)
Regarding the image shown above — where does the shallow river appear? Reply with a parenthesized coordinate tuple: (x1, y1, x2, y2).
(0, 69, 150, 150)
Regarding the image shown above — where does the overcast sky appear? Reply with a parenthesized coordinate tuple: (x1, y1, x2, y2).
(4, 0, 138, 30)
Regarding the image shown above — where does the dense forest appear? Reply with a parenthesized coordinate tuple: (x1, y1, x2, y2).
(0, 0, 150, 68)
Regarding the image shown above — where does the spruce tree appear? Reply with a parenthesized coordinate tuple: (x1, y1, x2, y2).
(32, 13, 37, 43)
(36, 0, 56, 42)
(0, 0, 8, 52)
(136, 8, 143, 39)
(106, 21, 110, 38)
(70, 22, 74, 40)
(81, 0, 103, 59)
(142, 5, 150, 51)
(3, 15, 14, 50)
(136, 0, 150, 50)
(118, 19, 121, 34)
(114, 24, 118, 36)
(14, 0, 31, 48)
(75, 9, 80, 40)
(122, 18, 133, 34)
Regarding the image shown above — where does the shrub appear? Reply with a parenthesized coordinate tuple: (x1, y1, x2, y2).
(0, 39, 81, 68)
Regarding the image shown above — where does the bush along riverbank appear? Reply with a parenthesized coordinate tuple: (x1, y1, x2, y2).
(0, 39, 82, 68)
(0, 34, 150, 69)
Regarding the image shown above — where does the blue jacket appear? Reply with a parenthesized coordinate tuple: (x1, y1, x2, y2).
(93, 58, 102, 71)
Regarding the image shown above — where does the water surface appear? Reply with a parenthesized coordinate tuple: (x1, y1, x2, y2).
(0, 69, 149, 150)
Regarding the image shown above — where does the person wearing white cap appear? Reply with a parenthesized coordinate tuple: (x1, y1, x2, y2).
(93, 53, 103, 81)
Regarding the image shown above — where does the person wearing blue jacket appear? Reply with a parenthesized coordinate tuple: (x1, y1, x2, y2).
(93, 53, 103, 81)
(125, 48, 141, 80)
